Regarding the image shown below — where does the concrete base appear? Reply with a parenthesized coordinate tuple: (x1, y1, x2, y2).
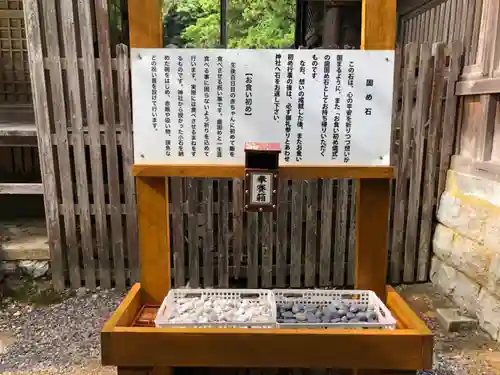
(436, 307, 478, 332)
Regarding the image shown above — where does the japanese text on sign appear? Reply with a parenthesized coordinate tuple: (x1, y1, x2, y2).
(132, 49, 394, 166)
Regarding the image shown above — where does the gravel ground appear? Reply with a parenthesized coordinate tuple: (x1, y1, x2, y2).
(0, 287, 125, 374)
(0, 283, 498, 374)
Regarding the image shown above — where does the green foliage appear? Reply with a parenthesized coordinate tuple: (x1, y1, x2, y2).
(163, 0, 295, 48)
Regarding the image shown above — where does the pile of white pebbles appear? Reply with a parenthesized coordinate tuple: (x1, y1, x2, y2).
(166, 295, 273, 324)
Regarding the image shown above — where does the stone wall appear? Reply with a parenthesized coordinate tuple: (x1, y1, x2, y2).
(431, 169, 500, 340)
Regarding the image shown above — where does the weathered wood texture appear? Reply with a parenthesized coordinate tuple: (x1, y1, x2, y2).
(390, 42, 462, 283)
(23, 0, 132, 290)
(399, 0, 482, 67)
(0, 0, 31, 104)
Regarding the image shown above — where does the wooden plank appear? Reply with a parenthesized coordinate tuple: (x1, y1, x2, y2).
(132, 165, 394, 179)
(232, 178, 243, 279)
(428, 7, 436, 43)
(171, 178, 185, 287)
(290, 181, 304, 287)
(276, 180, 289, 287)
(361, 0, 397, 50)
(455, 77, 500, 95)
(187, 179, 199, 287)
(76, 0, 110, 288)
(23, 0, 64, 290)
(95, 0, 125, 289)
(128, 0, 163, 48)
(136, 177, 171, 304)
(442, 0, 452, 44)
(261, 211, 273, 288)
(304, 180, 318, 287)
(246, 212, 259, 288)
(203, 180, 214, 286)
(355, 178, 391, 302)
(347, 181, 357, 286)
(117, 44, 139, 283)
(319, 179, 333, 286)
(333, 179, 348, 286)
(437, 3, 445, 42)
(403, 43, 432, 283)
(389, 43, 418, 283)
(218, 179, 229, 287)
(104, 326, 432, 370)
(416, 43, 446, 282)
(0, 183, 43, 194)
(60, 0, 96, 289)
(437, 42, 462, 207)
(469, 0, 482, 65)
(40, 0, 80, 289)
(448, 0, 458, 43)
(461, 0, 473, 64)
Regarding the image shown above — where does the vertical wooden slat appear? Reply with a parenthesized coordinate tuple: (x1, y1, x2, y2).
(438, 42, 462, 205)
(247, 212, 258, 288)
(390, 43, 418, 283)
(76, 0, 110, 288)
(437, 4, 445, 42)
(355, 178, 391, 302)
(469, 0, 483, 65)
(304, 180, 318, 287)
(403, 43, 432, 283)
(276, 180, 288, 287)
(218, 180, 229, 287)
(347, 182, 357, 286)
(443, 0, 452, 44)
(24, 0, 64, 290)
(416, 43, 446, 282)
(187, 179, 199, 287)
(319, 179, 333, 286)
(428, 8, 436, 43)
(40, 0, 80, 288)
(232, 178, 243, 278)
(361, 0, 396, 50)
(462, 0, 474, 65)
(203, 180, 214, 286)
(290, 181, 303, 287)
(333, 179, 348, 286)
(171, 178, 185, 287)
(261, 212, 273, 288)
(449, 0, 459, 43)
(95, 0, 125, 289)
(60, 0, 96, 289)
(136, 177, 170, 304)
(117, 45, 139, 283)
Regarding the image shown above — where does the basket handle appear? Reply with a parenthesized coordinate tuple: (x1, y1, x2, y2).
(339, 293, 361, 301)
(240, 292, 262, 299)
(281, 292, 305, 299)
(183, 292, 203, 298)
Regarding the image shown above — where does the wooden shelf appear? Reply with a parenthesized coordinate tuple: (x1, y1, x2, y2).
(0, 183, 43, 195)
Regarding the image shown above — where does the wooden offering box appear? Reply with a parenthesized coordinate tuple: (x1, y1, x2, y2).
(101, 165, 433, 374)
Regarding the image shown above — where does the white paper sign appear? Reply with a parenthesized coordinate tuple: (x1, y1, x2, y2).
(131, 48, 394, 166)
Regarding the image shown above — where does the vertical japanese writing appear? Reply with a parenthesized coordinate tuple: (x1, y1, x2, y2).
(320, 55, 330, 157)
(344, 61, 355, 163)
(203, 56, 210, 157)
(190, 56, 197, 157)
(332, 54, 342, 160)
(177, 56, 185, 157)
(164, 55, 171, 156)
(216, 56, 223, 158)
(284, 53, 294, 162)
(229, 62, 236, 157)
(245, 73, 253, 115)
(256, 175, 268, 203)
(273, 54, 282, 121)
(365, 78, 374, 116)
(151, 55, 158, 131)
(312, 54, 319, 79)
(296, 60, 305, 162)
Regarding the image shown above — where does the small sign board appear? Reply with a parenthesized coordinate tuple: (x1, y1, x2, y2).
(131, 48, 394, 166)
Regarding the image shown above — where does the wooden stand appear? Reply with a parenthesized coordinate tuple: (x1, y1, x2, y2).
(101, 165, 433, 374)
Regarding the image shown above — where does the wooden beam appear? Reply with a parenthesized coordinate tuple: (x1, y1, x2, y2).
(132, 165, 394, 179)
(0, 183, 44, 195)
(128, 0, 163, 48)
(136, 177, 171, 304)
(361, 0, 397, 50)
(456, 77, 500, 96)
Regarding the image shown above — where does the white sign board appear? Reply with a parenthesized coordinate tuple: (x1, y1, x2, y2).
(131, 48, 394, 166)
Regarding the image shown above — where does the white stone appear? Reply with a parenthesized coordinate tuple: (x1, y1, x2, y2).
(452, 271, 481, 316)
(17, 260, 49, 278)
(430, 256, 457, 297)
(477, 288, 500, 341)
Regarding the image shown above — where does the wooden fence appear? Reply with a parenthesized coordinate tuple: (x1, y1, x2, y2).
(23, 0, 465, 290)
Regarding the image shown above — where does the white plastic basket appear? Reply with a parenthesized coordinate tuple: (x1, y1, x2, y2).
(155, 288, 277, 328)
(273, 289, 396, 330)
